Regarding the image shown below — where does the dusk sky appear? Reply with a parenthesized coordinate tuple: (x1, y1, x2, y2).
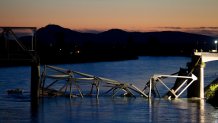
(1, 0, 218, 36)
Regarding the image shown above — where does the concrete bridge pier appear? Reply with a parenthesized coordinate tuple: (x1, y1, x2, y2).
(31, 52, 40, 104)
(187, 55, 203, 98)
(199, 62, 205, 99)
(188, 52, 218, 99)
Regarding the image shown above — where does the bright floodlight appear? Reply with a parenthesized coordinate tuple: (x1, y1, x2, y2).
(215, 40, 218, 51)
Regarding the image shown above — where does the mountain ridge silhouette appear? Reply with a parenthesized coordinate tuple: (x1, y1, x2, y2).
(1, 24, 215, 64)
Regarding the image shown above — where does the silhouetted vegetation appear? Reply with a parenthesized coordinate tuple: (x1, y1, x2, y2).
(0, 24, 217, 65)
(205, 78, 218, 108)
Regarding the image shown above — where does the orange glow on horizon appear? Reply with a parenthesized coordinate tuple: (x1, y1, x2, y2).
(1, 0, 218, 35)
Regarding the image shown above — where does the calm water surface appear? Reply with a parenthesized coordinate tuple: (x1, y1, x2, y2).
(0, 56, 218, 123)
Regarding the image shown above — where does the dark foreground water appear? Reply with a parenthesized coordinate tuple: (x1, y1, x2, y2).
(0, 56, 218, 123)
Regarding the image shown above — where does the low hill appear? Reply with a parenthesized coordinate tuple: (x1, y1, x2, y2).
(1, 24, 215, 64)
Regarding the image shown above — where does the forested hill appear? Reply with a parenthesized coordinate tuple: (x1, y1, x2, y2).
(27, 24, 217, 63)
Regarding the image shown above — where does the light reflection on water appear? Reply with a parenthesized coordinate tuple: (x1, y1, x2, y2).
(0, 95, 218, 123)
(31, 97, 216, 123)
(0, 56, 218, 123)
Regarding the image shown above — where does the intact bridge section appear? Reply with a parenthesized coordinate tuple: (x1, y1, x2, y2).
(187, 52, 218, 99)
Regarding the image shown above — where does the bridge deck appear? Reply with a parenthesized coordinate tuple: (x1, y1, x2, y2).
(194, 52, 218, 62)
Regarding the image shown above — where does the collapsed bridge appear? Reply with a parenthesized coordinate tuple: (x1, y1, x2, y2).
(40, 65, 197, 99)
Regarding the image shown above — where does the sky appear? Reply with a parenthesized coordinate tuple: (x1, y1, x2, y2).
(0, 0, 218, 36)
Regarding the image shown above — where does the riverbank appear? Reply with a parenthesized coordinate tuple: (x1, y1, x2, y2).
(205, 77, 218, 108)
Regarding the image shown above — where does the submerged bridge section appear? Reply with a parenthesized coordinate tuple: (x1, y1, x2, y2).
(188, 52, 218, 99)
(40, 65, 198, 99)
(39, 52, 218, 100)
(40, 65, 148, 98)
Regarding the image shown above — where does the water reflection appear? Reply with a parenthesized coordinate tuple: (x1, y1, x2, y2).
(148, 98, 215, 123)
(29, 97, 218, 123)
(1, 57, 218, 123)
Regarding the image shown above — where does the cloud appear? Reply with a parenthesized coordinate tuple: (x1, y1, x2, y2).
(75, 26, 218, 37)
(198, 27, 218, 29)
(78, 29, 102, 34)
(186, 27, 218, 37)
(159, 27, 183, 30)
(153, 27, 218, 37)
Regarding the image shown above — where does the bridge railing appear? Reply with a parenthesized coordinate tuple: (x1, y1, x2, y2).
(0, 27, 37, 62)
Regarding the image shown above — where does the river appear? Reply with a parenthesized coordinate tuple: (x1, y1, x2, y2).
(0, 56, 218, 123)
